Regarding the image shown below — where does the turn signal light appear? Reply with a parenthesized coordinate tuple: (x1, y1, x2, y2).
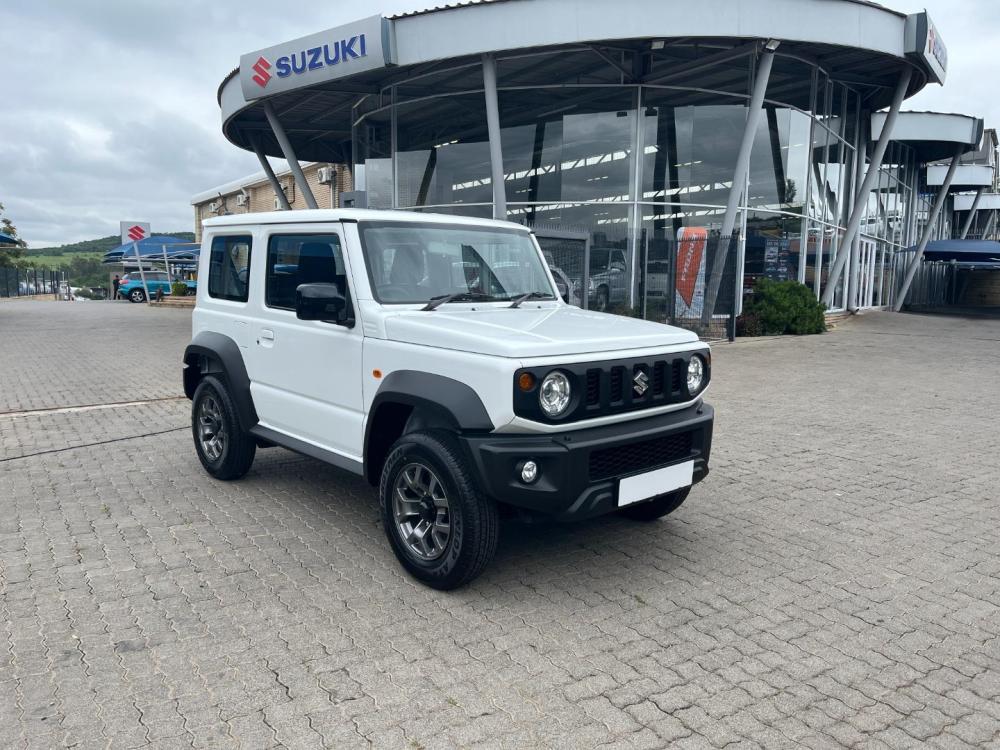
(518, 373, 535, 391)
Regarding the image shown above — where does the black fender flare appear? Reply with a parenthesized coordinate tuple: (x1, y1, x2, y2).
(182, 332, 257, 431)
(364, 371, 494, 479)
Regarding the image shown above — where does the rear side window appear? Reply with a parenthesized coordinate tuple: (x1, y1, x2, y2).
(208, 235, 252, 302)
(265, 233, 348, 310)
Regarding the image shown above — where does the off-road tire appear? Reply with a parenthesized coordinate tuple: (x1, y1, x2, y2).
(129, 288, 146, 303)
(380, 430, 499, 590)
(191, 375, 256, 480)
(618, 487, 689, 521)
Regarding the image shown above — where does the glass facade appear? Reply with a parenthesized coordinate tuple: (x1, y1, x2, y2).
(351, 46, 925, 333)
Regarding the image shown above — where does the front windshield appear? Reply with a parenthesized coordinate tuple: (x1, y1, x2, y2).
(359, 221, 556, 304)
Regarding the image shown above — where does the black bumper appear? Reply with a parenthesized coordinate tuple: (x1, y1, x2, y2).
(460, 402, 713, 521)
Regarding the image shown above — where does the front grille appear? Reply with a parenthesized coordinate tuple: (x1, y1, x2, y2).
(513, 351, 708, 424)
(589, 431, 694, 481)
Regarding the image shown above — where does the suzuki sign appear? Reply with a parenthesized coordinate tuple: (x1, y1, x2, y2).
(905, 12, 947, 85)
(239, 15, 394, 100)
(120, 221, 150, 245)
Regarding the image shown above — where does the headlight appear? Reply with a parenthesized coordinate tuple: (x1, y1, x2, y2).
(539, 371, 571, 417)
(687, 355, 706, 395)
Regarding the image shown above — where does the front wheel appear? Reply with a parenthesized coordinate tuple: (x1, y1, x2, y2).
(128, 288, 146, 303)
(380, 431, 499, 590)
(618, 487, 689, 521)
(191, 375, 256, 480)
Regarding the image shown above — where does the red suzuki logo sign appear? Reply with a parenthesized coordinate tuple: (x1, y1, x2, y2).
(251, 56, 272, 88)
(120, 221, 151, 246)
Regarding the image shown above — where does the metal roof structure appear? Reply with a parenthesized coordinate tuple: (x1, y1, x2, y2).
(217, 0, 945, 165)
(871, 111, 984, 163)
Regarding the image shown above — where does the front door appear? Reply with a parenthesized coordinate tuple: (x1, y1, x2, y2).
(244, 226, 364, 464)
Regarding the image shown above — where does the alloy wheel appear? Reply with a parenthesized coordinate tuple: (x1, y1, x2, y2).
(392, 462, 452, 561)
(197, 394, 226, 462)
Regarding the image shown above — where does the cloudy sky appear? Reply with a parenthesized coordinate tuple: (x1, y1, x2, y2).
(1, 0, 996, 247)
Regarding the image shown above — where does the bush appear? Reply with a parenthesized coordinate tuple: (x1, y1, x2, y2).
(741, 278, 826, 336)
(170, 281, 189, 297)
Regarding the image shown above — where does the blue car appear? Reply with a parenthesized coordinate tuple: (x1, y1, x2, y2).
(118, 272, 196, 302)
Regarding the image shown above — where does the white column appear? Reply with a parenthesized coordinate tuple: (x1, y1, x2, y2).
(263, 101, 318, 210)
(959, 187, 984, 239)
(894, 148, 963, 311)
(482, 54, 507, 220)
(822, 68, 912, 307)
(701, 44, 777, 327)
(252, 137, 292, 210)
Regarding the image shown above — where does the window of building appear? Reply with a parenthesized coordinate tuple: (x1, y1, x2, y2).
(265, 233, 348, 310)
(208, 235, 252, 302)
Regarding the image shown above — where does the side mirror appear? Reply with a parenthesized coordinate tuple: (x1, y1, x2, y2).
(296, 283, 348, 324)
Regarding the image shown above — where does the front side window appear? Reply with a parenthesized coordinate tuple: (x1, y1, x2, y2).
(208, 235, 252, 302)
(265, 233, 349, 311)
(358, 222, 555, 304)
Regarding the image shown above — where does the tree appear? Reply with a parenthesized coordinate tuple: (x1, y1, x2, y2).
(0, 202, 27, 266)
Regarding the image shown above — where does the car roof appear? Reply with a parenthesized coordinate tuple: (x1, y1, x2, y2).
(202, 208, 529, 233)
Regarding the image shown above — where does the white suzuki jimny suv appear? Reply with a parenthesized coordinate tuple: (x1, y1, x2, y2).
(184, 210, 713, 589)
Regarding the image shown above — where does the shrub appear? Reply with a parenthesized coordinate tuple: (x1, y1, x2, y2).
(170, 281, 189, 297)
(735, 311, 763, 337)
(741, 278, 826, 336)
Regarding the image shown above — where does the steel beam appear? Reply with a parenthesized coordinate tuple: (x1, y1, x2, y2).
(893, 148, 963, 311)
(822, 68, 912, 308)
(252, 137, 292, 210)
(701, 45, 777, 327)
(482, 54, 507, 220)
(985, 208, 998, 241)
(959, 187, 984, 239)
(263, 101, 318, 210)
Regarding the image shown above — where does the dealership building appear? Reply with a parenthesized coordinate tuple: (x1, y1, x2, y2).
(199, 0, 996, 330)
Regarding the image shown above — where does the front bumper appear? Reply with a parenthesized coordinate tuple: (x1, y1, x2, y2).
(460, 402, 713, 521)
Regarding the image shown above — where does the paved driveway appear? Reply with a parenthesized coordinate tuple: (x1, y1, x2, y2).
(1, 301, 999, 749)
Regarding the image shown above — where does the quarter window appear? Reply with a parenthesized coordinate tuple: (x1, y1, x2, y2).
(208, 235, 253, 302)
(265, 233, 350, 311)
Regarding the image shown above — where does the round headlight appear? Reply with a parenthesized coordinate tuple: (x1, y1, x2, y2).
(687, 355, 705, 395)
(539, 371, 571, 417)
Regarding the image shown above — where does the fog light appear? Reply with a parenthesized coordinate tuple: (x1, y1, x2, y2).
(520, 460, 539, 483)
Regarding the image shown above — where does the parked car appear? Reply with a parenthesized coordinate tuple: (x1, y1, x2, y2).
(119, 272, 196, 302)
(584, 248, 629, 311)
(183, 211, 713, 589)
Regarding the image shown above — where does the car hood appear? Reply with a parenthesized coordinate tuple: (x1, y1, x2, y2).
(383, 305, 699, 358)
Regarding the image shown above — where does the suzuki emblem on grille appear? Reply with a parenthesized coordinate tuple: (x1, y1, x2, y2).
(633, 369, 649, 396)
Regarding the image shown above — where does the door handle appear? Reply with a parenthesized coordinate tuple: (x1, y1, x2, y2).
(258, 329, 275, 347)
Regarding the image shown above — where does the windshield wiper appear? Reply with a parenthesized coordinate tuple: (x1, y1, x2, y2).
(421, 291, 497, 311)
(508, 291, 555, 308)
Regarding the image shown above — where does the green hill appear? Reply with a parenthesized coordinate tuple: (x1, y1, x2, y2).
(26, 232, 196, 258)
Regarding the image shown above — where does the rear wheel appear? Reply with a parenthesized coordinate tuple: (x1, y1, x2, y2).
(380, 430, 498, 590)
(618, 487, 689, 521)
(128, 288, 146, 303)
(191, 375, 256, 480)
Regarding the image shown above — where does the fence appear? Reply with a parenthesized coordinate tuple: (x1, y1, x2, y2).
(0, 266, 69, 299)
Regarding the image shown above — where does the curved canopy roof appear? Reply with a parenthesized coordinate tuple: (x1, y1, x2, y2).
(217, 0, 944, 163)
(871, 111, 984, 163)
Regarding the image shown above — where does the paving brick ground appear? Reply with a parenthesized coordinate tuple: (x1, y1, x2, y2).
(1, 300, 999, 749)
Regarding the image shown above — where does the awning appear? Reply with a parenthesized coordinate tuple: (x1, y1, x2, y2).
(900, 239, 1000, 263)
(103, 236, 198, 263)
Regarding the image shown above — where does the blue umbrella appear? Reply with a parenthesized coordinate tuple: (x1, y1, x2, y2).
(103, 235, 192, 263)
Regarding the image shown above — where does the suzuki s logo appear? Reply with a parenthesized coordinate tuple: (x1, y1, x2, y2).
(274, 34, 367, 79)
(633, 368, 649, 397)
(127, 225, 147, 242)
(251, 56, 272, 88)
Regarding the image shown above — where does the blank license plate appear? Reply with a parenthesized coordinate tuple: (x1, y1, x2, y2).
(617, 461, 694, 507)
